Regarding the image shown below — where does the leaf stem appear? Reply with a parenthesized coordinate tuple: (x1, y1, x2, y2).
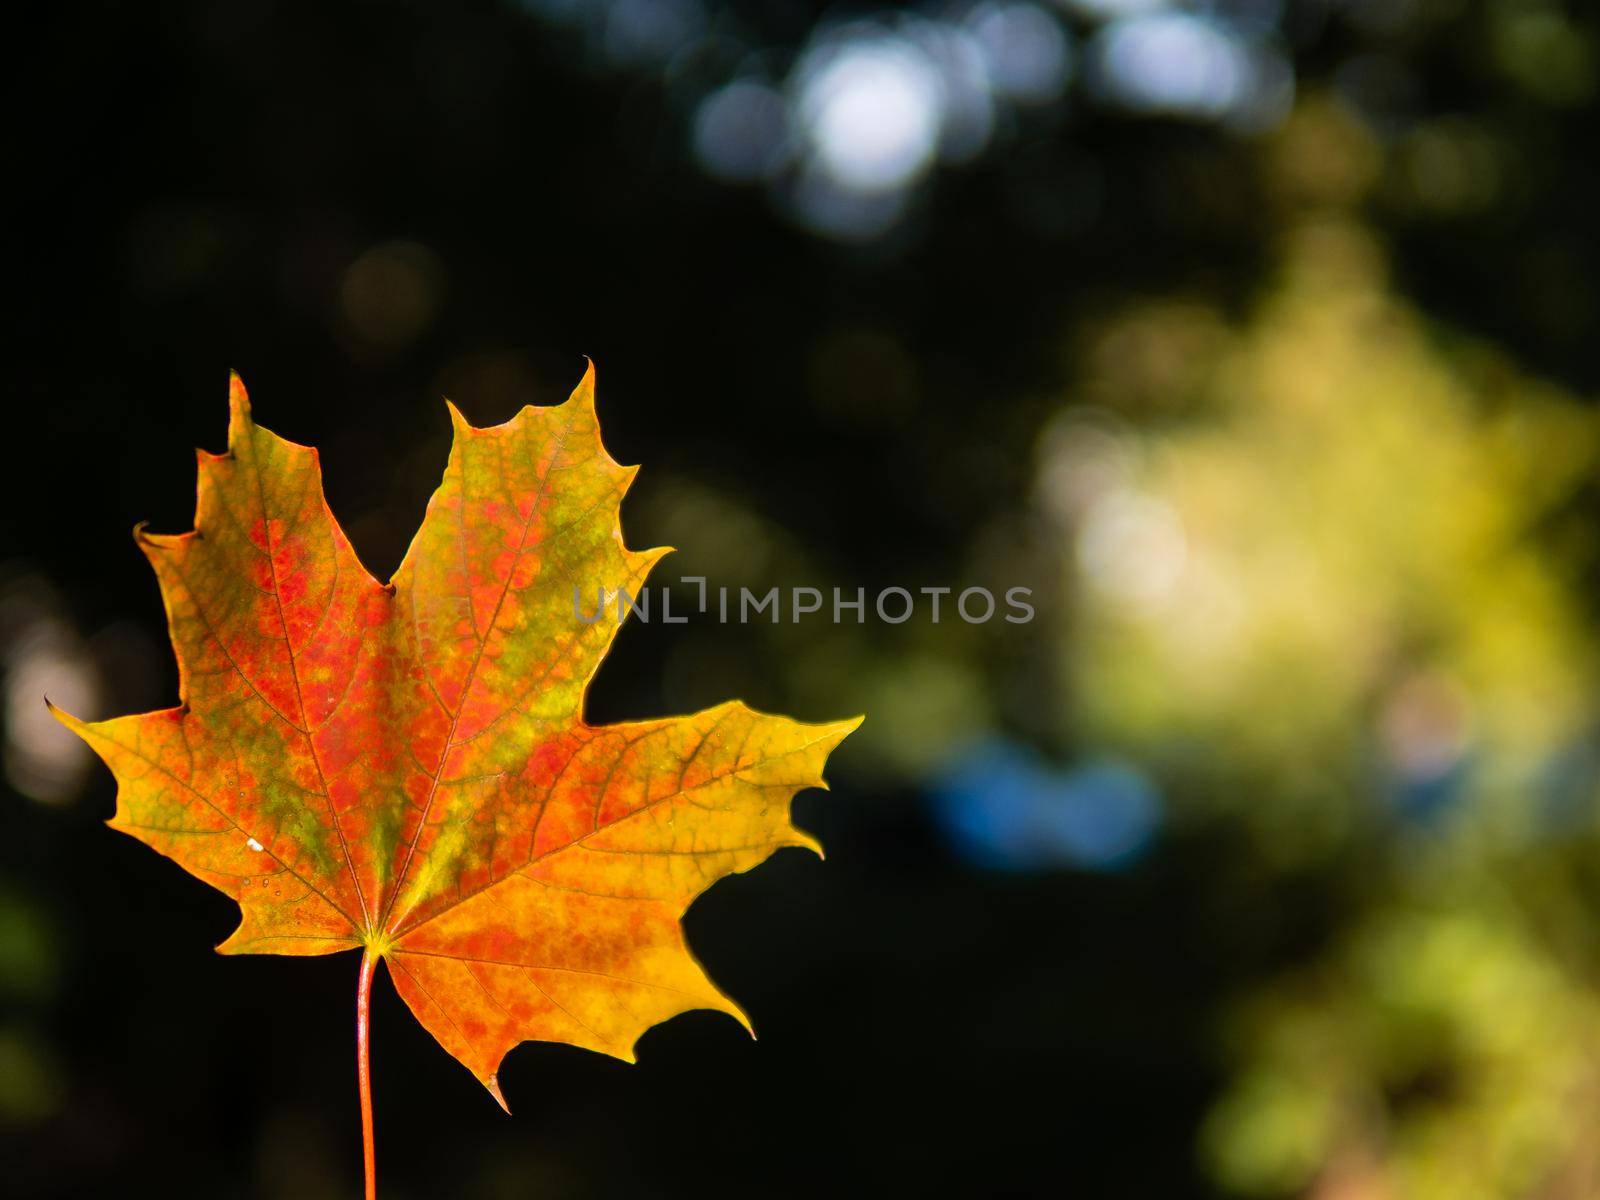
(357, 947, 378, 1200)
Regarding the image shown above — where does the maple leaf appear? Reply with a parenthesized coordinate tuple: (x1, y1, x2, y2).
(51, 367, 859, 1191)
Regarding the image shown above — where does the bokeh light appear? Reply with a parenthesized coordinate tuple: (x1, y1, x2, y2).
(933, 738, 1162, 871)
(692, 80, 791, 183)
(2, 574, 99, 805)
(796, 33, 946, 194)
(512, 0, 1299, 239)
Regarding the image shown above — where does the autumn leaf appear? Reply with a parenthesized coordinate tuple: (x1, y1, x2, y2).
(51, 367, 859, 1191)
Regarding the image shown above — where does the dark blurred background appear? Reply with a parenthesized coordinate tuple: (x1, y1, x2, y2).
(6, 1, 1600, 1197)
